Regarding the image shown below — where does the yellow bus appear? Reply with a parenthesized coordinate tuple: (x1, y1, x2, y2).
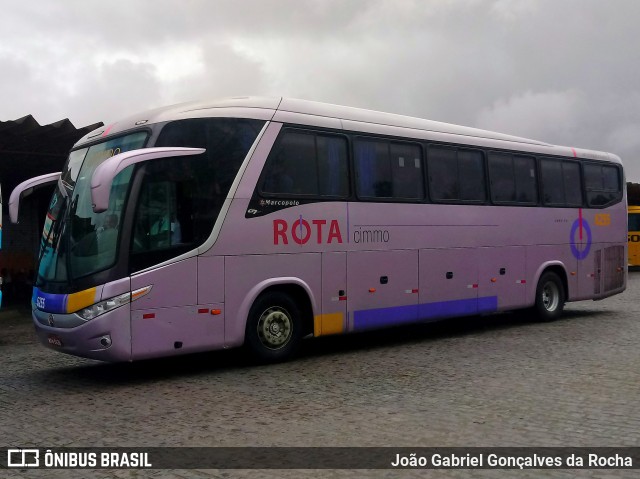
(628, 205, 640, 267)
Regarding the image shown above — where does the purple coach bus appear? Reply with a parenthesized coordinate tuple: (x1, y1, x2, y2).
(9, 98, 626, 362)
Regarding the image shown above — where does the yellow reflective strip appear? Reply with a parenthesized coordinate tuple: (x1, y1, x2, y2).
(66, 287, 97, 313)
(314, 313, 344, 337)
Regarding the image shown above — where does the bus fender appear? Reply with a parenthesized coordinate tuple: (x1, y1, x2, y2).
(231, 277, 319, 347)
(529, 261, 569, 306)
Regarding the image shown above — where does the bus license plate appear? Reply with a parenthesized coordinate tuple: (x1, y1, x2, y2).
(47, 334, 63, 347)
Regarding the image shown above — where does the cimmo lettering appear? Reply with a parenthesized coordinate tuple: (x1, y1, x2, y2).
(353, 227, 390, 244)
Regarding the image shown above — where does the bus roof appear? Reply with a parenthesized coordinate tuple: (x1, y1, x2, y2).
(74, 97, 621, 164)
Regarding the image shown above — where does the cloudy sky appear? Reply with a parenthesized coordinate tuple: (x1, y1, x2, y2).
(2, 0, 640, 179)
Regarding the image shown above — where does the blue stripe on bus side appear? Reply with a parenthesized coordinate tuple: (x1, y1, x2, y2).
(478, 296, 499, 313)
(353, 296, 498, 331)
(353, 304, 419, 330)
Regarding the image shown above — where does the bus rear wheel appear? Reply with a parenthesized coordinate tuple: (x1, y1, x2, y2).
(534, 271, 565, 321)
(245, 292, 302, 362)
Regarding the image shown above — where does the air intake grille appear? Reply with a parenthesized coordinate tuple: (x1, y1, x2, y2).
(594, 250, 601, 296)
(603, 245, 625, 293)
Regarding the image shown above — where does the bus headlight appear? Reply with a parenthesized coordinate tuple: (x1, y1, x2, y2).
(78, 292, 131, 320)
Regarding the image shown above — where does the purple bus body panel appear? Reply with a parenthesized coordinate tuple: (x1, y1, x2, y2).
(130, 303, 225, 360)
(197, 256, 225, 304)
(421, 249, 477, 299)
(131, 258, 197, 309)
(130, 258, 213, 359)
(478, 246, 526, 311)
(32, 305, 132, 361)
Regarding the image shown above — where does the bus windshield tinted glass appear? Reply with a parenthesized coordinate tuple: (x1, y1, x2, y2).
(37, 132, 147, 285)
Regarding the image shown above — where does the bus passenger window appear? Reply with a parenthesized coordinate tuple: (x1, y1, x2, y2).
(354, 138, 424, 201)
(563, 162, 583, 207)
(390, 143, 423, 200)
(489, 153, 536, 205)
(428, 146, 458, 201)
(541, 158, 583, 207)
(458, 150, 485, 201)
(354, 139, 392, 199)
(584, 164, 621, 207)
(262, 130, 349, 198)
(428, 146, 484, 203)
(540, 159, 564, 205)
(263, 156, 295, 194)
(317, 135, 349, 197)
(488, 153, 515, 203)
(513, 156, 537, 203)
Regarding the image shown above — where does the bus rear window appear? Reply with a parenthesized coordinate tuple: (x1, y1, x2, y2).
(584, 164, 622, 207)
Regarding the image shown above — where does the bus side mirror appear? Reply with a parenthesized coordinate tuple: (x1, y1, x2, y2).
(90, 147, 206, 213)
(9, 172, 62, 223)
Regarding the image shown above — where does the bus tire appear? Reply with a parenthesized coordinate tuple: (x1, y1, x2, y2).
(534, 271, 565, 321)
(245, 291, 303, 362)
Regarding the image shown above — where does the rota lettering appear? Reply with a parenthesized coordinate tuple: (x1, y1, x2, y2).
(274, 219, 343, 245)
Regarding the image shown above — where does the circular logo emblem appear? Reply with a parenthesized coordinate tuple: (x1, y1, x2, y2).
(570, 218, 592, 260)
(48, 314, 55, 327)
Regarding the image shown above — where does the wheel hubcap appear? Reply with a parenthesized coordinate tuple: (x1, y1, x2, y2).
(542, 282, 560, 312)
(257, 307, 292, 350)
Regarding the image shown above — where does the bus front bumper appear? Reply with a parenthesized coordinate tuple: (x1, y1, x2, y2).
(32, 306, 132, 362)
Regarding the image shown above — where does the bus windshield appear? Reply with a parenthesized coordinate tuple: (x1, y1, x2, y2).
(37, 132, 148, 286)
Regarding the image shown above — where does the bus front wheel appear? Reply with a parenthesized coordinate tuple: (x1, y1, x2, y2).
(245, 292, 303, 362)
(534, 271, 565, 321)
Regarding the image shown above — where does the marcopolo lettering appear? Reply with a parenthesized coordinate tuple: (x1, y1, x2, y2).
(274, 218, 343, 245)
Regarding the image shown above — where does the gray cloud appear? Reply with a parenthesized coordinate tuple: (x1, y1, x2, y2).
(1, 0, 639, 179)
